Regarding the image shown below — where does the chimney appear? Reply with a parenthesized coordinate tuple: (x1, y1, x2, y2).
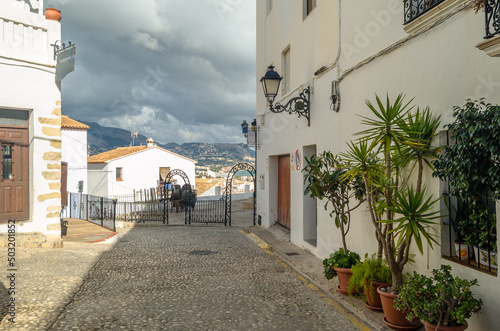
(146, 138, 155, 147)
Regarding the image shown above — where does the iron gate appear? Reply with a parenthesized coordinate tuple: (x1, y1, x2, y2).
(184, 162, 256, 226)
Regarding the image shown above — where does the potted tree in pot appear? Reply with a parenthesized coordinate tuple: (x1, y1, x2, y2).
(348, 254, 392, 311)
(342, 94, 443, 330)
(394, 265, 483, 331)
(303, 152, 365, 294)
(323, 248, 361, 294)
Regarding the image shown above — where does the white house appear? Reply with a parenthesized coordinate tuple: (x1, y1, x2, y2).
(60, 115, 89, 217)
(0, 1, 72, 247)
(87, 139, 196, 197)
(257, 0, 500, 329)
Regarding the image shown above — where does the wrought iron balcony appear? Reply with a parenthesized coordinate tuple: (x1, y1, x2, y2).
(484, 0, 500, 38)
(403, 0, 447, 24)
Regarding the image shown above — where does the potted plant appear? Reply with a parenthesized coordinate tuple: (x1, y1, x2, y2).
(445, 195, 475, 261)
(471, 210, 498, 269)
(348, 254, 392, 311)
(323, 248, 361, 295)
(303, 152, 365, 253)
(433, 99, 500, 269)
(394, 265, 483, 331)
(342, 94, 443, 330)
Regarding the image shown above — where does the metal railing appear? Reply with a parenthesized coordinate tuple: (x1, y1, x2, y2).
(443, 194, 497, 274)
(403, 0, 447, 24)
(484, 0, 500, 38)
(69, 193, 116, 232)
(112, 188, 167, 223)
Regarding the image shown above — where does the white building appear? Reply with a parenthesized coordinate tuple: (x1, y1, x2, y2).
(0, 1, 70, 247)
(257, 0, 500, 329)
(60, 115, 89, 217)
(87, 139, 196, 197)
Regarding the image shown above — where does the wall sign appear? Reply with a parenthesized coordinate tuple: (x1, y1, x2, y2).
(290, 153, 294, 171)
(295, 150, 301, 171)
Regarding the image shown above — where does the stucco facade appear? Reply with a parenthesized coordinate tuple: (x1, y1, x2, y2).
(0, 1, 65, 247)
(88, 144, 196, 198)
(257, 1, 500, 329)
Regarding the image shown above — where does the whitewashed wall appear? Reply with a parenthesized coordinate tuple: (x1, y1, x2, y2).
(257, 1, 500, 329)
(87, 147, 196, 197)
(0, 1, 62, 244)
(61, 128, 88, 194)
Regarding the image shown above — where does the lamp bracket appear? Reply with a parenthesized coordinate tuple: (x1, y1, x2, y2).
(270, 87, 310, 126)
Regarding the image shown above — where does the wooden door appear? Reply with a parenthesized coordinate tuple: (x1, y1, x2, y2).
(0, 126, 29, 221)
(278, 155, 291, 229)
(61, 162, 68, 207)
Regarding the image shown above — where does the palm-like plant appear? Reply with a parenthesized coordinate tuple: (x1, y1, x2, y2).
(398, 107, 441, 194)
(342, 94, 442, 289)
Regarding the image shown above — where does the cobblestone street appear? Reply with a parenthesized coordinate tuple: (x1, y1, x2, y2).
(49, 226, 363, 330)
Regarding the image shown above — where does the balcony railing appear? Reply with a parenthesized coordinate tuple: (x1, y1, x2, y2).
(484, 0, 500, 38)
(403, 0, 447, 24)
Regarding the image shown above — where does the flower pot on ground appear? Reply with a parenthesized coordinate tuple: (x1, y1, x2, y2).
(323, 248, 360, 295)
(348, 254, 392, 311)
(422, 321, 468, 331)
(335, 267, 356, 295)
(377, 285, 421, 330)
(394, 265, 483, 330)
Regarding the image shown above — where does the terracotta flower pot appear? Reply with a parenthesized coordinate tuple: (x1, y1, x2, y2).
(334, 267, 357, 295)
(365, 281, 390, 311)
(377, 285, 421, 330)
(45, 8, 62, 22)
(422, 321, 468, 331)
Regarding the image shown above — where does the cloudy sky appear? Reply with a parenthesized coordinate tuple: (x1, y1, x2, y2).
(46, 0, 256, 144)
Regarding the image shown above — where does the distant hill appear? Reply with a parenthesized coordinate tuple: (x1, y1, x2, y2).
(80, 121, 255, 168)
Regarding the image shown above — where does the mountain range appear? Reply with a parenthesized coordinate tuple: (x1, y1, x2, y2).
(80, 121, 255, 170)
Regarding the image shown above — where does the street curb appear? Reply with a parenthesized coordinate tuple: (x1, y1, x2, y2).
(240, 228, 378, 331)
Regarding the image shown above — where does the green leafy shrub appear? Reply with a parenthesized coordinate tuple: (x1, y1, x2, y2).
(394, 265, 483, 327)
(348, 254, 392, 297)
(323, 248, 361, 280)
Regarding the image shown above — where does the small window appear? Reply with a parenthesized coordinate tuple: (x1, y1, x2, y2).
(303, 0, 316, 19)
(1, 145, 13, 180)
(282, 47, 291, 94)
(267, 0, 273, 15)
(0, 109, 29, 126)
(116, 167, 123, 181)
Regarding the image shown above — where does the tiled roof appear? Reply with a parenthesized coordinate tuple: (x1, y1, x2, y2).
(61, 116, 90, 130)
(87, 146, 197, 164)
(87, 146, 148, 163)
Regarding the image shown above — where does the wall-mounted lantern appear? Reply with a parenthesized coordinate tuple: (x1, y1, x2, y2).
(260, 66, 310, 126)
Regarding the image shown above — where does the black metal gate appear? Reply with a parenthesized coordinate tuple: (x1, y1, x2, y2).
(182, 163, 256, 226)
(186, 199, 226, 225)
(224, 163, 256, 226)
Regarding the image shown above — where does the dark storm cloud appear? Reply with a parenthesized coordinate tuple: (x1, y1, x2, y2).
(47, 0, 256, 143)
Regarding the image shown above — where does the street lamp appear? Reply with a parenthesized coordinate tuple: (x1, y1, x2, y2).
(260, 65, 311, 126)
(241, 119, 258, 226)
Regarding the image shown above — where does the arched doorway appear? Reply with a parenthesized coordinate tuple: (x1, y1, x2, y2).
(164, 169, 192, 224)
(224, 163, 256, 226)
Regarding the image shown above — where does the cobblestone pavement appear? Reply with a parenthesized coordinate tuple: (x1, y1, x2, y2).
(0, 243, 111, 330)
(49, 226, 363, 330)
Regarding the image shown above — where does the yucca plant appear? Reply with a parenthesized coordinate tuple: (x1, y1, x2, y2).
(342, 94, 442, 290)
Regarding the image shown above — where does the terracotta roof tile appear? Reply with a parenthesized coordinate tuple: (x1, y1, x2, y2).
(61, 116, 90, 130)
(87, 145, 197, 164)
(88, 146, 147, 163)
